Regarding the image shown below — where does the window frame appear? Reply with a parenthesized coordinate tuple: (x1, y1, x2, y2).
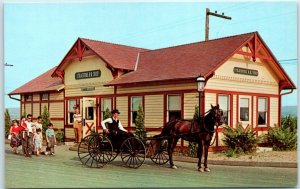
(67, 99, 77, 125)
(100, 98, 112, 121)
(40, 93, 49, 101)
(258, 97, 268, 127)
(24, 94, 32, 102)
(239, 98, 249, 122)
(130, 96, 143, 126)
(218, 94, 230, 126)
(167, 94, 182, 122)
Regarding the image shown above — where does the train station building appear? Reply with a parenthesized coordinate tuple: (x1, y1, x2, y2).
(9, 32, 296, 150)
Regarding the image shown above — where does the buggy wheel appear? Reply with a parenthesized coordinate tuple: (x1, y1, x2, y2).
(90, 135, 115, 164)
(78, 135, 100, 168)
(120, 137, 146, 168)
(149, 139, 169, 165)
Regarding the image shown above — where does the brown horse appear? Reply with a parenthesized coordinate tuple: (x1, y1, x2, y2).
(158, 104, 223, 172)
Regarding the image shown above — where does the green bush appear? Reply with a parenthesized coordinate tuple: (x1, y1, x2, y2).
(5, 109, 11, 137)
(55, 130, 64, 145)
(223, 124, 259, 155)
(134, 105, 147, 141)
(265, 115, 297, 151)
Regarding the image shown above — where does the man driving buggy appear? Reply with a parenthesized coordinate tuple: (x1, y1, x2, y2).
(101, 109, 133, 148)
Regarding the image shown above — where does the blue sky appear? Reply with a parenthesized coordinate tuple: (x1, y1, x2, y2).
(3, 1, 298, 108)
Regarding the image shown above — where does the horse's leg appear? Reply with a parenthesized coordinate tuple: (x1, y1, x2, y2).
(168, 137, 179, 169)
(198, 140, 204, 172)
(203, 140, 211, 172)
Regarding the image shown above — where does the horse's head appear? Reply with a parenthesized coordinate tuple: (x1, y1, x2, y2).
(210, 104, 223, 126)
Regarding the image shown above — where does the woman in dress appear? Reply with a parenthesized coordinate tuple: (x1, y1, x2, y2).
(9, 119, 24, 154)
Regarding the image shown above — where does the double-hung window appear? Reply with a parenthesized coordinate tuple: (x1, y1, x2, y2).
(240, 98, 249, 121)
(131, 96, 143, 126)
(167, 95, 181, 122)
(101, 98, 112, 120)
(68, 99, 76, 124)
(258, 97, 267, 126)
(218, 95, 230, 125)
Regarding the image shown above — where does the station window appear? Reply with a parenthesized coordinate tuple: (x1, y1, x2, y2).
(131, 96, 143, 126)
(258, 97, 267, 126)
(218, 94, 230, 126)
(41, 93, 49, 101)
(68, 99, 76, 124)
(240, 98, 249, 121)
(167, 95, 181, 122)
(25, 94, 32, 101)
(101, 98, 112, 120)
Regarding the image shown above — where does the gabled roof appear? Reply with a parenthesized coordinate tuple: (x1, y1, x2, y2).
(106, 32, 296, 90)
(9, 66, 64, 95)
(106, 32, 255, 86)
(80, 38, 148, 70)
(10, 32, 296, 96)
(52, 38, 148, 77)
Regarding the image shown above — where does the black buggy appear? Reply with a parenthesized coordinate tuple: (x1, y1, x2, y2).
(77, 132, 170, 168)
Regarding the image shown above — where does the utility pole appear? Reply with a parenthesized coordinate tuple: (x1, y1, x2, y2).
(205, 8, 232, 41)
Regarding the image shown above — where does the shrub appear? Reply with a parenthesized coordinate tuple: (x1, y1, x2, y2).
(41, 105, 50, 133)
(4, 109, 11, 137)
(103, 108, 111, 120)
(265, 115, 297, 151)
(134, 105, 147, 141)
(55, 130, 64, 145)
(223, 124, 259, 155)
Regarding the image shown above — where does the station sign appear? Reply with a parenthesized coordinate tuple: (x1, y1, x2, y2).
(75, 70, 101, 80)
(233, 67, 258, 76)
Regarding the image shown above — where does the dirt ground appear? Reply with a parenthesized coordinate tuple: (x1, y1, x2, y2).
(208, 150, 297, 162)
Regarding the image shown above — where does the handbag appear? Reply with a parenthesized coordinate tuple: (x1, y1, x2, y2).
(8, 134, 12, 140)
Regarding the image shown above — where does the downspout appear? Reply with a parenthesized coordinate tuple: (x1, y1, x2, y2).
(279, 88, 294, 127)
(8, 94, 20, 101)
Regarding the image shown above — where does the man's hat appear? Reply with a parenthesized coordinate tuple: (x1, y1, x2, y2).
(111, 109, 120, 114)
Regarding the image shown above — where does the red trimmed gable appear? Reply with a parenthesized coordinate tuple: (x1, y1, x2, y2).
(9, 66, 63, 95)
(52, 38, 148, 78)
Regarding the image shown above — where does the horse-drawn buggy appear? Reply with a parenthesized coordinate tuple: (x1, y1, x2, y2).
(77, 131, 169, 168)
(77, 104, 223, 171)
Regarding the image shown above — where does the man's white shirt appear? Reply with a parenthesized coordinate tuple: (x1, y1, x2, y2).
(101, 118, 127, 132)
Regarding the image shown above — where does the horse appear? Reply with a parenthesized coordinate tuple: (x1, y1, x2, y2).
(158, 104, 223, 172)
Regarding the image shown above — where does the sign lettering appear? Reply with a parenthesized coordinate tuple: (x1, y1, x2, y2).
(81, 87, 95, 91)
(233, 67, 258, 76)
(75, 70, 101, 80)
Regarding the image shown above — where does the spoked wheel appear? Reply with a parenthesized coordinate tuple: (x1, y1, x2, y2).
(149, 139, 169, 165)
(90, 134, 115, 164)
(120, 137, 146, 168)
(77, 135, 102, 168)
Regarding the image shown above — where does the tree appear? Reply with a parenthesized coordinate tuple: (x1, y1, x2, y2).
(134, 104, 147, 141)
(103, 108, 112, 120)
(5, 109, 12, 137)
(41, 105, 50, 133)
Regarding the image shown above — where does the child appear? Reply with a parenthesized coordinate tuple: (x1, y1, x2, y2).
(45, 123, 56, 155)
(34, 128, 43, 156)
(9, 119, 23, 154)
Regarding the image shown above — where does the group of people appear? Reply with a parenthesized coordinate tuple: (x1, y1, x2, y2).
(8, 108, 135, 157)
(8, 114, 57, 157)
